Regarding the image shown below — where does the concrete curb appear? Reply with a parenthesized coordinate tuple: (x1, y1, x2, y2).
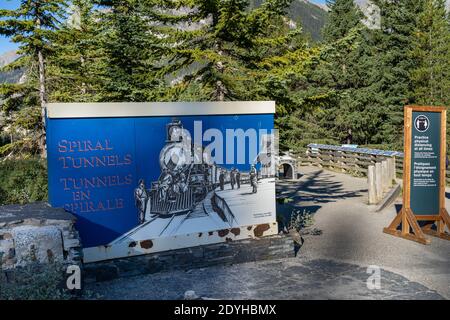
(83, 234, 296, 283)
(376, 184, 401, 212)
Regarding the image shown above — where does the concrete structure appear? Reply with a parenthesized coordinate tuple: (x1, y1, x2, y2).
(278, 152, 298, 179)
(83, 234, 295, 283)
(0, 202, 82, 269)
(368, 159, 398, 205)
(46, 101, 278, 262)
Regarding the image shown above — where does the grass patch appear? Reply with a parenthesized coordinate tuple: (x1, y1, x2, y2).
(0, 158, 48, 206)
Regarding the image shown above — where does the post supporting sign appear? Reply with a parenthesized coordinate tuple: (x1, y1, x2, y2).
(384, 106, 449, 244)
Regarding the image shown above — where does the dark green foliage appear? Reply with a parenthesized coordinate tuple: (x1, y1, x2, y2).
(263, 44, 340, 151)
(0, 261, 71, 300)
(0, 0, 67, 156)
(286, 0, 375, 150)
(94, 0, 165, 101)
(154, 0, 296, 102)
(322, 0, 363, 42)
(369, 0, 425, 150)
(0, 158, 48, 205)
(410, 0, 450, 154)
(411, 0, 450, 106)
(287, 0, 448, 152)
(0, 0, 449, 164)
(0, 132, 11, 147)
(48, 0, 107, 102)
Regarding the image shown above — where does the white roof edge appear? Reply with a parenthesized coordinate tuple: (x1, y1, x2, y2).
(47, 101, 275, 119)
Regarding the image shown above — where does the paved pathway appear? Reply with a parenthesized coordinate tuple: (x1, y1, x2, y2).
(86, 166, 449, 300)
(86, 258, 443, 300)
(278, 166, 450, 299)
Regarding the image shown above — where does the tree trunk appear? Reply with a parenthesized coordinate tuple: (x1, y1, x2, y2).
(215, 79, 226, 101)
(346, 128, 352, 145)
(214, 46, 226, 101)
(80, 55, 87, 95)
(37, 18, 47, 158)
(429, 26, 434, 104)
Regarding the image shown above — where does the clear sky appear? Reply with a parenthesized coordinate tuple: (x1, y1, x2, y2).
(0, 0, 328, 56)
(0, 0, 20, 55)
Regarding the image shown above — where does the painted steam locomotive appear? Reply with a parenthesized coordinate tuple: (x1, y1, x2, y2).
(148, 119, 218, 218)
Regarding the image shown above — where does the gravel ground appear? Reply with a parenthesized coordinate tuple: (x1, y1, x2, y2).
(85, 166, 449, 300)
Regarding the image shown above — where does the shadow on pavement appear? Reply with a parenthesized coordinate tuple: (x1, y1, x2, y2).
(275, 169, 367, 230)
(276, 204, 322, 230)
(276, 169, 366, 204)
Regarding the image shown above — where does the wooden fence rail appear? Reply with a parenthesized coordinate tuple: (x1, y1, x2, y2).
(295, 146, 450, 184)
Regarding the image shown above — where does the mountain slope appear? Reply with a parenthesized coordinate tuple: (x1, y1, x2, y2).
(355, 0, 450, 12)
(249, 0, 328, 41)
(0, 50, 18, 67)
(290, 0, 328, 41)
(0, 50, 21, 84)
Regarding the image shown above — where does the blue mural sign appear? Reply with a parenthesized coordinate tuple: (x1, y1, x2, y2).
(46, 102, 278, 262)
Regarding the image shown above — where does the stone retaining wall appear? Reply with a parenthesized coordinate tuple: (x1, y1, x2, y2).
(1, 202, 296, 287)
(0, 202, 82, 269)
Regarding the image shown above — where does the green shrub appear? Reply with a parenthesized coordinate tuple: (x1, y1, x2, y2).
(0, 158, 48, 205)
(0, 260, 72, 300)
(289, 209, 314, 232)
(276, 196, 293, 204)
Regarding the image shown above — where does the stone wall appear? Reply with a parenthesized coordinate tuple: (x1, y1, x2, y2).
(0, 202, 82, 269)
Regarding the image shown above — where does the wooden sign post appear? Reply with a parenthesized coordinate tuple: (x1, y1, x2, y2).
(383, 106, 449, 244)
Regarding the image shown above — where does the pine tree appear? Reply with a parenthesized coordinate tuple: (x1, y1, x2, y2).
(411, 0, 450, 106)
(315, 0, 379, 146)
(370, 0, 425, 149)
(255, 41, 339, 151)
(410, 0, 450, 164)
(334, 32, 386, 146)
(322, 0, 364, 42)
(0, 0, 67, 157)
(152, 0, 294, 101)
(48, 0, 106, 102)
(252, 0, 367, 151)
(94, 0, 164, 101)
